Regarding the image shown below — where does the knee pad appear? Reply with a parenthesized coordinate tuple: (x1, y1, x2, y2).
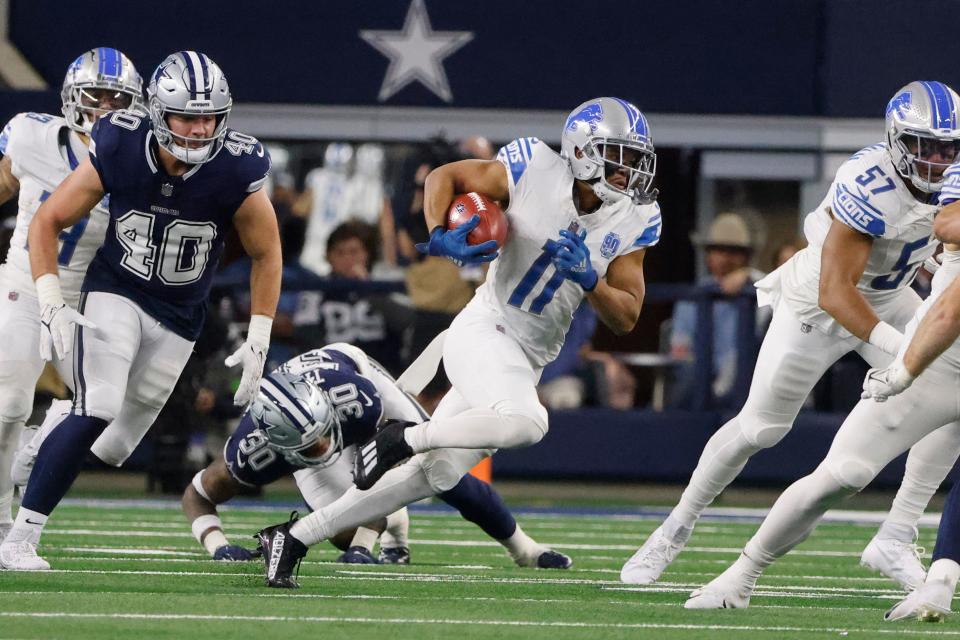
(419, 449, 492, 493)
(493, 402, 549, 448)
(90, 435, 133, 467)
(824, 455, 876, 491)
(738, 411, 791, 450)
(0, 384, 33, 424)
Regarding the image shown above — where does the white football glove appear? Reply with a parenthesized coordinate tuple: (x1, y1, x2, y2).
(923, 253, 943, 275)
(224, 315, 272, 407)
(39, 303, 97, 362)
(862, 363, 916, 402)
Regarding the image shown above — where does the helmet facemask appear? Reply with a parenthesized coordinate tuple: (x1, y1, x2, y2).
(60, 48, 143, 136)
(150, 102, 231, 165)
(578, 137, 657, 204)
(888, 129, 960, 193)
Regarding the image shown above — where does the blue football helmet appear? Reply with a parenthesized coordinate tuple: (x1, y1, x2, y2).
(61, 47, 143, 135)
(885, 81, 960, 193)
(560, 97, 657, 205)
(147, 51, 232, 164)
(251, 371, 343, 468)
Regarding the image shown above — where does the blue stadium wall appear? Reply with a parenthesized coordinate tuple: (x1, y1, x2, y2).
(5, 0, 959, 117)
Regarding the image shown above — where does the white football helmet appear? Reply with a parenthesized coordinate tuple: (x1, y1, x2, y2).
(147, 51, 232, 164)
(251, 371, 343, 469)
(61, 47, 143, 135)
(560, 97, 657, 204)
(885, 81, 960, 193)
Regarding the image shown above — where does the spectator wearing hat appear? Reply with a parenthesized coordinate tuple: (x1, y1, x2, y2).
(669, 213, 767, 408)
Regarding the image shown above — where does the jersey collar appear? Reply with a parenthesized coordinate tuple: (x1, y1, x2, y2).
(145, 130, 203, 181)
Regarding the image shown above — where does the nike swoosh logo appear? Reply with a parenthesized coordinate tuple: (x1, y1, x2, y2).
(359, 391, 374, 407)
(25, 518, 44, 525)
(256, 146, 265, 157)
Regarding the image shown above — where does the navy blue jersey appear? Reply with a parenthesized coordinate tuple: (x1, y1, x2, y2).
(84, 110, 270, 339)
(224, 347, 383, 487)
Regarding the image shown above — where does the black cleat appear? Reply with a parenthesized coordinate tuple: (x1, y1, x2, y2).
(337, 546, 379, 564)
(378, 546, 411, 565)
(537, 549, 573, 570)
(353, 419, 416, 490)
(255, 511, 308, 588)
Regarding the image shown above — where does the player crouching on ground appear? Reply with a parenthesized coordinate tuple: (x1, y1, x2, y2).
(185, 342, 570, 574)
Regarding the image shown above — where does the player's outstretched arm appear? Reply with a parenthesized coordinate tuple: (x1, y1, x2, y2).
(0, 155, 19, 206)
(27, 158, 104, 360)
(818, 218, 901, 353)
(227, 189, 282, 406)
(422, 159, 509, 231)
(183, 459, 253, 559)
(587, 249, 646, 336)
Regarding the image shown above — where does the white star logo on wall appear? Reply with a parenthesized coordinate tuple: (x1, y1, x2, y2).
(360, 0, 474, 103)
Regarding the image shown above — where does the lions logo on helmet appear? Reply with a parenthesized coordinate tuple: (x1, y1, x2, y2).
(251, 371, 343, 468)
(147, 51, 232, 165)
(61, 47, 143, 135)
(560, 97, 657, 205)
(885, 81, 960, 193)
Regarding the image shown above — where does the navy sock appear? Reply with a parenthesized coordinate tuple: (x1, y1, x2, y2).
(21, 414, 108, 515)
(438, 473, 517, 540)
(934, 480, 960, 563)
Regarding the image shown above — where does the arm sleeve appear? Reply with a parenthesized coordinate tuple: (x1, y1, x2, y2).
(940, 163, 960, 206)
(829, 162, 887, 237)
(88, 117, 122, 193)
(495, 137, 540, 201)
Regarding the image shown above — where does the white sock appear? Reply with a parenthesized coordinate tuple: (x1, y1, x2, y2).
(727, 552, 765, 591)
(876, 521, 917, 543)
(671, 417, 758, 528)
(501, 524, 543, 565)
(349, 526, 380, 551)
(0, 419, 24, 523)
(291, 457, 434, 547)
(404, 408, 543, 452)
(380, 508, 409, 548)
(929, 558, 960, 589)
(6, 507, 48, 545)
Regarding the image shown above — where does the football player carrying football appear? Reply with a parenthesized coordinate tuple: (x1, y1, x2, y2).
(257, 97, 661, 587)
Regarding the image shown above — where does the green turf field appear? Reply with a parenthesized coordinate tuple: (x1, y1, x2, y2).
(0, 500, 953, 639)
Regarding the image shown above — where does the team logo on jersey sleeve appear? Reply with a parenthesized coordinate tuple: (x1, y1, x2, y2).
(600, 232, 621, 258)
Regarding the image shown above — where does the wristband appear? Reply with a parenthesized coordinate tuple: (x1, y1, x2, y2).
(35, 273, 65, 307)
(247, 314, 273, 346)
(868, 321, 903, 356)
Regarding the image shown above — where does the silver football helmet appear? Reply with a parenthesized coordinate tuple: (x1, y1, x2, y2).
(251, 371, 343, 468)
(885, 81, 960, 193)
(560, 97, 657, 205)
(147, 51, 232, 164)
(61, 47, 143, 135)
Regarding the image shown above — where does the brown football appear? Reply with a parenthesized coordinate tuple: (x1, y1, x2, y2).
(446, 192, 509, 248)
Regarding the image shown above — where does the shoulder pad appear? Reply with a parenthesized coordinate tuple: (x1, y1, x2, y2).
(496, 137, 544, 186)
(830, 155, 903, 237)
(222, 130, 271, 193)
(940, 163, 960, 206)
(1, 112, 60, 158)
(631, 203, 662, 248)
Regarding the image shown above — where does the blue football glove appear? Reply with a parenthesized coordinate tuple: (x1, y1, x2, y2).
(551, 228, 598, 291)
(213, 544, 259, 561)
(415, 214, 499, 266)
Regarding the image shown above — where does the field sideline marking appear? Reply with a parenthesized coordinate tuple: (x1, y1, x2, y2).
(0, 611, 955, 635)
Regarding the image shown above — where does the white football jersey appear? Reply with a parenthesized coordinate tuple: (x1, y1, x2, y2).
(0, 112, 109, 303)
(469, 137, 661, 367)
(764, 143, 938, 335)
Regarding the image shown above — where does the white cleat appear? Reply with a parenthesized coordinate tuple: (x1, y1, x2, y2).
(885, 576, 953, 622)
(0, 540, 50, 571)
(861, 535, 926, 592)
(621, 525, 686, 584)
(684, 571, 754, 609)
(0, 523, 10, 544)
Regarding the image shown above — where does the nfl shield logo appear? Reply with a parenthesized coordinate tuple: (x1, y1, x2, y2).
(600, 232, 621, 258)
(161, 183, 174, 197)
(7, 291, 17, 301)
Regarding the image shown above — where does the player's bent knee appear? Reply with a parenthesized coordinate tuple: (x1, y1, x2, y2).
(420, 449, 492, 493)
(493, 403, 548, 448)
(90, 438, 130, 467)
(0, 386, 34, 424)
(738, 413, 791, 450)
(824, 456, 876, 491)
